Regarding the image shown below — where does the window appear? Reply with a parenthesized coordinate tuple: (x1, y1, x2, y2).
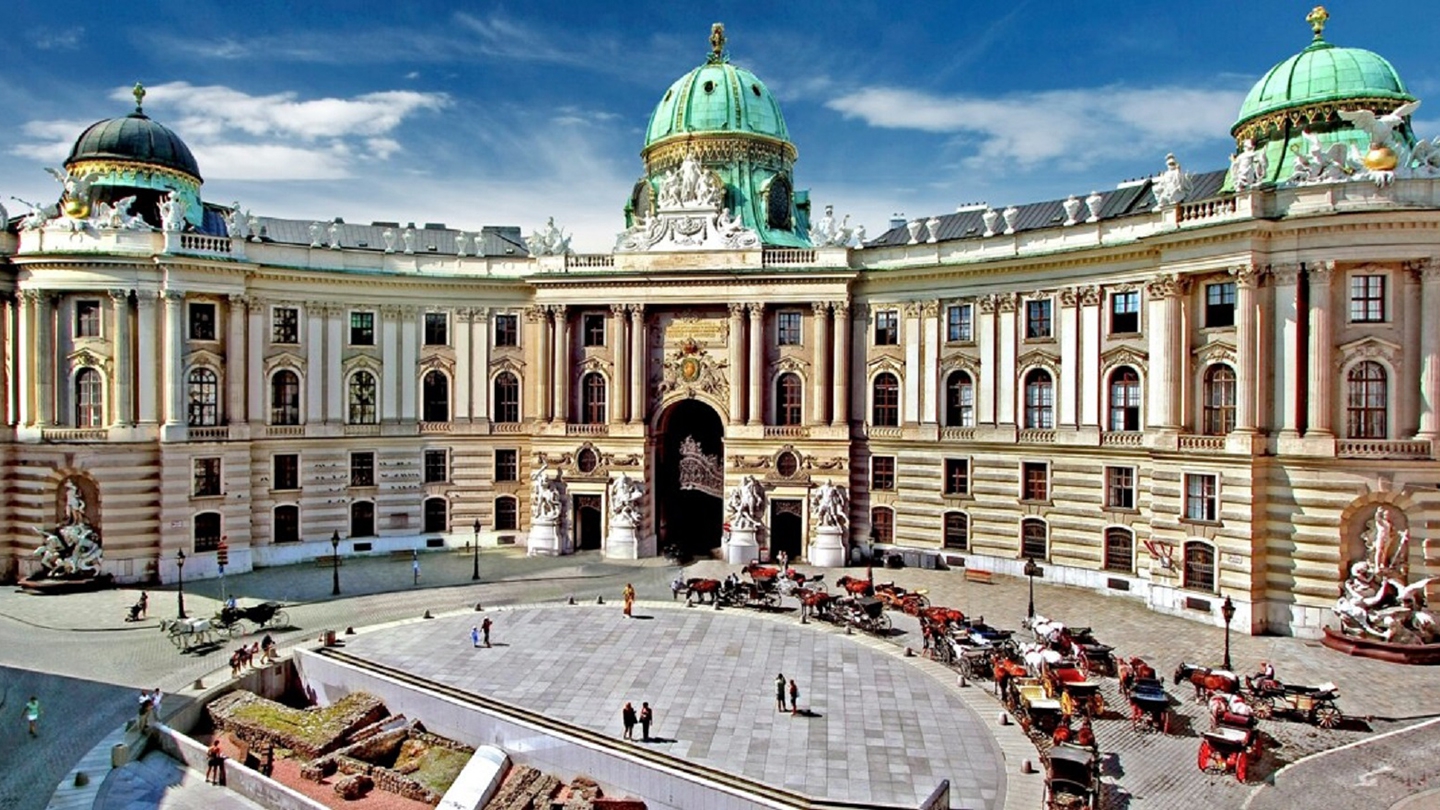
(495, 449, 518, 482)
(1104, 528, 1134, 573)
(1108, 367, 1141, 431)
(582, 313, 606, 347)
(945, 371, 974, 427)
(943, 512, 969, 550)
(273, 505, 300, 543)
(1110, 291, 1139, 334)
(1026, 299, 1052, 339)
(946, 304, 973, 342)
(193, 458, 222, 497)
(1202, 365, 1236, 435)
(1349, 275, 1386, 323)
(187, 368, 219, 426)
(350, 452, 375, 487)
(422, 370, 449, 422)
(272, 454, 299, 491)
(270, 370, 301, 425)
(494, 496, 518, 530)
(194, 512, 222, 553)
(189, 302, 216, 341)
(1185, 473, 1219, 522)
(1105, 466, 1135, 510)
(581, 372, 607, 424)
(75, 368, 103, 427)
(944, 458, 969, 496)
(75, 300, 101, 338)
(775, 373, 803, 426)
(1021, 461, 1048, 502)
(777, 311, 802, 346)
(1021, 518, 1048, 559)
(424, 312, 448, 346)
(1346, 361, 1388, 439)
(1205, 282, 1236, 328)
(351, 502, 375, 538)
(494, 313, 519, 347)
(424, 449, 448, 483)
(871, 372, 899, 426)
(423, 497, 448, 533)
(1024, 369, 1054, 429)
(271, 307, 299, 344)
(1184, 541, 1216, 592)
(350, 311, 375, 345)
(871, 456, 896, 491)
(348, 371, 377, 424)
(493, 372, 520, 423)
(874, 310, 899, 345)
(577, 447, 599, 473)
(870, 507, 894, 545)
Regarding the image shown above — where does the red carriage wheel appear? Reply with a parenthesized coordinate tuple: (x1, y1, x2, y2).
(1197, 740, 1211, 771)
(1314, 704, 1342, 729)
(1236, 752, 1249, 783)
(1162, 710, 1171, 735)
(1131, 704, 1142, 731)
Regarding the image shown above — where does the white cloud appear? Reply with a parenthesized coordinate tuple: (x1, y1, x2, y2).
(30, 26, 83, 50)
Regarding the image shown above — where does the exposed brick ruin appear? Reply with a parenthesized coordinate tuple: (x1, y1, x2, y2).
(207, 690, 388, 760)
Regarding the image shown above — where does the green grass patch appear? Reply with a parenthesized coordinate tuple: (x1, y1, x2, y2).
(228, 693, 376, 751)
(409, 746, 472, 795)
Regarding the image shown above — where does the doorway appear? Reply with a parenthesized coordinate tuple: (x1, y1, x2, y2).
(575, 494, 602, 551)
(771, 500, 803, 562)
(657, 399, 725, 558)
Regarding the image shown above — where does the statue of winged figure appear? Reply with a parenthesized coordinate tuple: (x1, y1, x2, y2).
(1338, 100, 1421, 149)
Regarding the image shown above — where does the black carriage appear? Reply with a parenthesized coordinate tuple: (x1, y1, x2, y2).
(836, 596, 891, 634)
(215, 600, 290, 635)
(1127, 677, 1173, 733)
(1045, 743, 1101, 809)
(1246, 679, 1343, 728)
(1066, 627, 1115, 676)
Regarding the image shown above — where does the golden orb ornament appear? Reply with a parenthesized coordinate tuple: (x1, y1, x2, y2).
(1363, 146, 1399, 171)
(61, 196, 91, 219)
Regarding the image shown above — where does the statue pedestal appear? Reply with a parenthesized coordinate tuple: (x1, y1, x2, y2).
(725, 528, 759, 565)
(810, 526, 848, 567)
(606, 523, 638, 560)
(527, 520, 562, 557)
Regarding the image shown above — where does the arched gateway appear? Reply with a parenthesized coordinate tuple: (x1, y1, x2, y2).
(656, 400, 725, 558)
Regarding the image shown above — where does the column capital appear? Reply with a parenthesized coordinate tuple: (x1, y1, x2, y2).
(996, 292, 1017, 313)
(812, 301, 830, 316)
(627, 302, 645, 317)
(748, 302, 764, 318)
(523, 305, 545, 322)
(399, 305, 419, 319)
(548, 303, 568, 317)
(1080, 285, 1102, 307)
(1306, 260, 1336, 282)
(920, 300, 940, 317)
(1144, 275, 1185, 299)
(454, 307, 474, 324)
(1229, 263, 1266, 288)
(977, 295, 998, 314)
(1269, 262, 1302, 286)
(1059, 287, 1079, 307)
(610, 303, 628, 316)
(831, 302, 850, 320)
(902, 301, 923, 318)
(161, 289, 185, 304)
(109, 288, 131, 304)
(381, 304, 404, 319)
(474, 306, 491, 320)
(134, 289, 159, 308)
(226, 293, 248, 308)
(1405, 257, 1440, 281)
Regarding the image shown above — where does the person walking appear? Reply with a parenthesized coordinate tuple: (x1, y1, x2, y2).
(150, 688, 163, 723)
(136, 689, 153, 730)
(621, 702, 636, 740)
(137, 591, 148, 619)
(788, 678, 799, 715)
(775, 673, 787, 711)
(639, 702, 653, 741)
(206, 739, 225, 784)
(24, 696, 41, 737)
(481, 616, 493, 648)
(471, 625, 481, 648)
(412, 551, 421, 586)
(622, 583, 636, 618)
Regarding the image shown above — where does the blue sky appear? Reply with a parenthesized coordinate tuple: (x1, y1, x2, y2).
(5, 1, 1439, 251)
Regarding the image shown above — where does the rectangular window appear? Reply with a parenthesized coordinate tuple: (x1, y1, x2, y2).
(777, 311, 802, 346)
(494, 313, 518, 347)
(1105, 466, 1135, 510)
(1110, 291, 1139, 334)
(75, 300, 102, 338)
(193, 457, 222, 497)
(871, 456, 896, 491)
(350, 452, 375, 487)
(582, 313, 606, 347)
(1021, 461, 1049, 502)
(1205, 282, 1236, 328)
(350, 311, 375, 345)
(943, 512, 969, 550)
(1350, 275, 1386, 322)
(1104, 529, 1134, 573)
(1185, 473, 1219, 522)
(944, 458, 969, 496)
(188, 303, 216, 341)
(272, 307, 299, 344)
(1026, 299, 1052, 339)
(423, 449, 448, 484)
(495, 449, 518, 482)
(424, 312, 448, 346)
(946, 304, 973, 342)
(874, 310, 899, 345)
(273, 454, 299, 491)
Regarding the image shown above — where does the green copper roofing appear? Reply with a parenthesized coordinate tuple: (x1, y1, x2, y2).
(1232, 39, 1412, 134)
(644, 62, 790, 149)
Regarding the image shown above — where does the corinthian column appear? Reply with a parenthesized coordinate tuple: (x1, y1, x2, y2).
(473, 308, 491, 421)
(748, 303, 764, 426)
(921, 301, 939, 424)
(136, 291, 159, 425)
(1416, 260, 1440, 439)
(629, 305, 646, 424)
(162, 290, 184, 428)
(247, 297, 266, 424)
(524, 307, 548, 421)
(552, 305, 569, 423)
(1231, 266, 1261, 432)
(1144, 276, 1181, 429)
(610, 304, 627, 425)
(16, 292, 35, 426)
(35, 293, 55, 427)
(728, 303, 745, 424)
(111, 289, 133, 426)
(831, 303, 850, 426)
(1271, 265, 1303, 437)
(812, 302, 831, 424)
(996, 295, 1017, 424)
(325, 303, 343, 424)
(1058, 288, 1079, 427)
(977, 296, 997, 424)
(1306, 262, 1335, 437)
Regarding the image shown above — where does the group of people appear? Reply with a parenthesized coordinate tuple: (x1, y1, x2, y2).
(775, 672, 801, 714)
(470, 617, 493, 648)
(229, 634, 278, 676)
(620, 701, 655, 741)
(135, 687, 164, 730)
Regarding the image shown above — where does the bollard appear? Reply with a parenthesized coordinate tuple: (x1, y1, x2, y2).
(422, 610, 434, 619)
(998, 712, 1010, 726)
(475, 602, 484, 612)
(597, 596, 605, 605)
(1021, 759, 1035, 774)
(845, 625, 853, 635)
(74, 772, 90, 787)
(958, 674, 968, 688)
(567, 596, 576, 605)
(345, 626, 355, 635)
(193, 678, 204, 690)
(904, 647, 915, 657)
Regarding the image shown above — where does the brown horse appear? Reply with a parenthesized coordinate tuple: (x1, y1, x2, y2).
(1118, 656, 1157, 696)
(835, 575, 874, 597)
(1173, 661, 1241, 702)
(684, 578, 721, 606)
(742, 562, 780, 580)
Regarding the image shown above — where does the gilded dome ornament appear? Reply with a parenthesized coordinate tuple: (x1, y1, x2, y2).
(708, 23, 726, 64)
(1306, 6, 1329, 40)
(132, 82, 146, 114)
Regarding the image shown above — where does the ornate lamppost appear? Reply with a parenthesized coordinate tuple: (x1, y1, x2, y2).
(1024, 556, 1041, 623)
(176, 549, 188, 619)
(331, 531, 342, 596)
(472, 519, 482, 581)
(1221, 595, 1236, 671)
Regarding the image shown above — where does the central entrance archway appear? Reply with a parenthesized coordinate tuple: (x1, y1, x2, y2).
(657, 399, 725, 558)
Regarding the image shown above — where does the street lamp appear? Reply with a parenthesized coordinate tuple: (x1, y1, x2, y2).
(331, 531, 342, 596)
(176, 549, 188, 619)
(1024, 556, 1040, 623)
(1221, 595, 1236, 671)
(472, 519, 482, 581)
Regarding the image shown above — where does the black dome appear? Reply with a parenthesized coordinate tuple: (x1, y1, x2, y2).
(66, 113, 201, 181)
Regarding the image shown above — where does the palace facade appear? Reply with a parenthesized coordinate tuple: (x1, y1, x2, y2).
(3, 19, 1439, 637)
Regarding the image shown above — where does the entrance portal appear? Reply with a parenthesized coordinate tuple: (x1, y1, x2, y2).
(657, 400, 725, 558)
(771, 500, 803, 562)
(575, 494, 602, 551)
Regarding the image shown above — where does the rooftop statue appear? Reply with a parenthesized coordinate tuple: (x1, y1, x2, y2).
(616, 150, 759, 252)
(1289, 131, 1357, 185)
(158, 193, 187, 233)
(1231, 139, 1269, 192)
(809, 204, 856, 248)
(527, 217, 572, 256)
(44, 167, 99, 220)
(1150, 153, 1193, 208)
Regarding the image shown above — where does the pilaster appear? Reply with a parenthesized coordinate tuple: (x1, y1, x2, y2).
(747, 303, 764, 426)
(611, 304, 628, 425)
(111, 289, 134, 427)
(977, 296, 997, 425)
(161, 289, 185, 430)
(1270, 264, 1303, 438)
(381, 305, 400, 421)
(831, 303, 850, 427)
(1231, 265, 1262, 433)
(1305, 262, 1334, 437)
(324, 303, 343, 424)
(455, 308, 473, 422)
(629, 305, 646, 424)
(728, 303, 745, 424)
(474, 307, 491, 421)
(552, 304, 570, 423)
(17, 291, 36, 426)
(813, 302, 831, 425)
(400, 305, 418, 422)
(136, 291, 159, 425)
(996, 294, 1017, 425)
(1401, 264, 1424, 438)
(1078, 286, 1101, 427)
(1415, 259, 1440, 439)
(920, 300, 940, 424)
(1058, 287, 1080, 427)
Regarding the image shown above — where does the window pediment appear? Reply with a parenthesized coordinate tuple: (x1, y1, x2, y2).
(264, 351, 305, 374)
(1190, 342, 1233, 368)
(67, 347, 111, 373)
(1016, 348, 1059, 372)
(185, 348, 224, 369)
(1338, 336, 1402, 367)
(1101, 345, 1150, 374)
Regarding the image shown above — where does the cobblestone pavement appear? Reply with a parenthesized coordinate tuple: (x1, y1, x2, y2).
(1243, 717, 1440, 810)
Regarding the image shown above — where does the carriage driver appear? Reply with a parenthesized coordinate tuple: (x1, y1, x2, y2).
(1251, 660, 1276, 690)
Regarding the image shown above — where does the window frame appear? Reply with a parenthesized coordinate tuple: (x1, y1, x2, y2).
(350, 451, 375, 488)
(270, 369, 301, 425)
(945, 370, 975, 427)
(494, 496, 518, 530)
(193, 457, 222, 498)
(1103, 527, 1134, 573)
(272, 454, 300, 492)
(1183, 473, 1220, 523)
(75, 299, 102, 338)
(582, 312, 607, 347)
(946, 304, 973, 343)
(187, 367, 220, 427)
(1204, 282, 1236, 329)
(1202, 364, 1237, 436)
(423, 497, 448, 534)
(493, 371, 520, 423)
(188, 302, 217, 341)
(1021, 518, 1048, 560)
(871, 372, 900, 426)
(943, 458, 970, 496)
(72, 367, 104, 427)
(193, 512, 223, 553)
(423, 449, 449, 484)
(1349, 274, 1386, 323)
(870, 507, 894, 545)
(271, 306, 299, 345)
(1109, 291, 1139, 334)
(581, 371, 607, 424)
(870, 455, 896, 491)
(349, 311, 376, 346)
(348, 370, 378, 425)
(1345, 361, 1388, 439)
(493, 313, 519, 347)
(495, 449, 519, 482)
(1024, 369, 1054, 429)
(776, 310, 802, 346)
(273, 504, 300, 543)
(1020, 461, 1049, 502)
(421, 370, 450, 423)
(775, 372, 803, 426)
(423, 311, 449, 346)
(350, 501, 376, 538)
(1026, 299, 1053, 339)
(1183, 540, 1217, 593)
(943, 512, 969, 550)
(1104, 465, 1136, 510)
(873, 309, 899, 346)
(1107, 366, 1141, 432)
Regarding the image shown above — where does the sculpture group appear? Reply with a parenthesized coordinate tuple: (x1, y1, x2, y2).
(725, 475, 767, 530)
(30, 480, 104, 579)
(1332, 506, 1437, 645)
(616, 151, 760, 252)
(609, 473, 646, 527)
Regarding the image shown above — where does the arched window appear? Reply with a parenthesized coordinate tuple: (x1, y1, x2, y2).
(347, 371, 377, 425)
(945, 371, 974, 427)
(1021, 518, 1048, 559)
(581, 371, 607, 424)
(871, 373, 899, 427)
(423, 497, 448, 534)
(1024, 369, 1054, 429)
(187, 367, 219, 426)
(193, 512, 222, 553)
(943, 512, 969, 550)
(351, 501, 375, 538)
(273, 505, 300, 543)
(1104, 527, 1134, 573)
(1202, 365, 1236, 436)
(1183, 541, 1216, 592)
(75, 367, 104, 427)
(776, 373, 803, 426)
(493, 372, 520, 423)
(422, 370, 449, 423)
(870, 507, 894, 545)
(1346, 361, 1387, 439)
(270, 370, 300, 425)
(1108, 367, 1141, 431)
(494, 496, 518, 531)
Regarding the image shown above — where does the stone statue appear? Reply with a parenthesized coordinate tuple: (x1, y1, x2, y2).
(64, 480, 87, 525)
(609, 473, 645, 527)
(1332, 507, 1438, 645)
(382, 228, 397, 253)
(308, 222, 323, 247)
(526, 217, 571, 256)
(92, 196, 146, 230)
(1231, 139, 1269, 192)
(247, 213, 262, 241)
(159, 193, 187, 232)
(725, 475, 767, 530)
(810, 481, 849, 529)
(1150, 153, 1193, 208)
(809, 204, 856, 247)
(402, 226, 416, 254)
(44, 167, 99, 218)
(616, 154, 759, 252)
(28, 478, 104, 579)
(226, 202, 250, 239)
(328, 222, 342, 249)
(1289, 131, 1356, 185)
(530, 461, 564, 522)
(1339, 100, 1421, 151)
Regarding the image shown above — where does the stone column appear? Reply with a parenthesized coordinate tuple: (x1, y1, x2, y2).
(34, 293, 55, 427)
(610, 304, 627, 425)
(748, 303, 764, 426)
(903, 302, 922, 424)
(728, 303, 745, 424)
(997, 295, 1017, 424)
(1059, 288, 1080, 427)
(16, 292, 35, 426)
(136, 291, 159, 425)
(629, 305, 646, 424)
(161, 290, 184, 428)
(303, 302, 324, 424)
(921, 301, 940, 424)
(1306, 262, 1335, 437)
(1402, 266, 1424, 438)
(223, 295, 244, 425)
(400, 306, 418, 421)
(1232, 266, 1262, 432)
(1079, 287, 1102, 427)
(1271, 265, 1303, 437)
(473, 308, 491, 421)
(831, 303, 850, 427)
(454, 308, 472, 422)
(247, 298, 266, 424)
(552, 305, 569, 423)
(1144, 276, 1183, 429)
(0, 295, 12, 426)
(813, 302, 831, 425)
(524, 307, 548, 422)
(325, 303, 343, 424)
(978, 296, 997, 424)
(112, 289, 134, 426)
(1416, 260, 1440, 439)
(381, 306, 400, 421)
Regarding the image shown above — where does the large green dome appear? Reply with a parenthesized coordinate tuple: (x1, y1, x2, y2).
(644, 61, 789, 150)
(1233, 40, 1412, 135)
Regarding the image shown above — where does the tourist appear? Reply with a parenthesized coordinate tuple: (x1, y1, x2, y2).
(775, 672, 787, 711)
(789, 678, 799, 715)
(137, 591, 148, 618)
(670, 576, 684, 600)
(206, 739, 225, 784)
(622, 583, 635, 617)
(621, 702, 636, 740)
(481, 616, 492, 648)
(412, 551, 420, 586)
(24, 696, 40, 737)
(639, 702, 652, 741)
(150, 688, 163, 722)
(249, 642, 262, 667)
(261, 634, 277, 664)
(471, 625, 480, 648)
(136, 689, 152, 730)
(229, 649, 242, 678)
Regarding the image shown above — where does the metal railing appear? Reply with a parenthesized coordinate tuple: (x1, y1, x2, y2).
(762, 247, 817, 266)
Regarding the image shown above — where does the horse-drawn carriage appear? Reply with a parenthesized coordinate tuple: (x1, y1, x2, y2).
(1126, 678, 1173, 733)
(1045, 743, 1102, 810)
(1030, 617, 1115, 676)
(835, 595, 891, 634)
(214, 601, 290, 635)
(1006, 676, 1064, 734)
(872, 582, 930, 616)
(1198, 716, 1262, 783)
(159, 617, 218, 650)
(1245, 678, 1343, 728)
(1043, 664, 1106, 719)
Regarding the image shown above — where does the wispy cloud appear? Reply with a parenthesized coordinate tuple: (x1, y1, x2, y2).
(29, 26, 84, 50)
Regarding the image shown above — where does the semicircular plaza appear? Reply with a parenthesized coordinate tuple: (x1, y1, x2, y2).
(337, 603, 1004, 809)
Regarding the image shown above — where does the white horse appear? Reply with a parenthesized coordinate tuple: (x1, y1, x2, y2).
(159, 617, 213, 649)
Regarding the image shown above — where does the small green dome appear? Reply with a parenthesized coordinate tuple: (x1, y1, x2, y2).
(644, 61, 789, 150)
(1233, 39, 1412, 135)
(67, 112, 202, 181)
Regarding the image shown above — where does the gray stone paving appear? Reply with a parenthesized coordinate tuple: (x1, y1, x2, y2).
(91, 752, 263, 810)
(340, 603, 1006, 809)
